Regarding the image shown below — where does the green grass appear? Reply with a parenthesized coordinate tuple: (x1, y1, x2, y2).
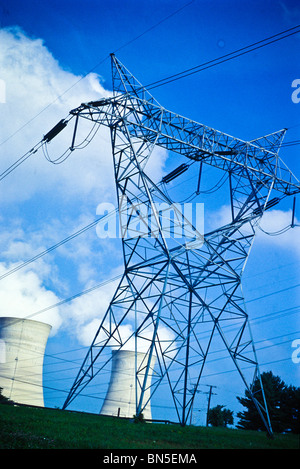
(0, 404, 299, 449)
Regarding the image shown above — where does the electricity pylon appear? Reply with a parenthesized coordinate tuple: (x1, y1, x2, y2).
(60, 54, 300, 435)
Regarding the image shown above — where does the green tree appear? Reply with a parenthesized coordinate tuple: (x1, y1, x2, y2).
(208, 405, 234, 427)
(0, 387, 14, 405)
(237, 371, 299, 434)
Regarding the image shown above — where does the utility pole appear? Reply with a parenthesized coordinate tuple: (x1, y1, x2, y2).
(204, 385, 217, 427)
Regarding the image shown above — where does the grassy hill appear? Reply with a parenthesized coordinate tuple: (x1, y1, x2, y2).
(0, 404, 298, 450)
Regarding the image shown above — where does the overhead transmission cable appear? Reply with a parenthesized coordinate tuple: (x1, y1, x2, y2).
(2, 351, 293, 407)
(143, 24, 300, 91)
(41, 326, 300, 381)
(5, 326, 298, 404)
(113, 0, 196, 54)
(273, 139, 300, 149)
(4, 276, 299, 335)
(0, 113, 73, 182)
(0, 273, 123, 331)
(0, 140, 43, 182)
(1, 24, 300, 181)
(0, 211, 117, 283)
(0, 0, 196, 148)
(0, 21, 298, 417)
(0, 19, 297, 322)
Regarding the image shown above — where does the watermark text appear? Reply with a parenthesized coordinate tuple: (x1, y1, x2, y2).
(96, 199, 204, 245)
(0, 79, 5, 104)
(291, 339, 300, 364)
(291, 79, 300, 104)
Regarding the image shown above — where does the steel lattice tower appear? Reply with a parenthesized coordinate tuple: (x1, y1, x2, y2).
(60, 55, 300, 435)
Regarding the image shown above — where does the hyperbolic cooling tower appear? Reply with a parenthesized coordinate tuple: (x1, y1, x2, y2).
(100, 349, 156, 419)
(0, 317, 51, 407)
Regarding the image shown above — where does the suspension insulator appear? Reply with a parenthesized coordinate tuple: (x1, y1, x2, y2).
(162, 163, 189, 184)
(43, 119, 68, 143)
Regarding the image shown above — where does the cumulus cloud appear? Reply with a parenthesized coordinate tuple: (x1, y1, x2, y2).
(62, 273, 121, 343)
(205, 203, 299, 256)
(257, 208, 300, 256)
(78, 309, 176, 355)
(0, 221, 63, 334)
(62, 271, 176, 352)
(0, 26, 115, 205)
(0, 26, 167, 205)
(0, 263, 62, 335)
(0, 26, 168, 344)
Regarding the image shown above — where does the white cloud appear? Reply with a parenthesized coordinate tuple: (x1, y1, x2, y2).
(206, 204, 231, 231)
(257, 208, 300, 256)
(0, 25, 168, 346)
(0, 215, 125, 339)
(0, 262, 62, 335)
(205, 203, 299, 256)
(64, 275, 120, 328)
(0, 26, 115, 205)
(0, 26, 167, 206)
(78, 312, 176, 356)
(60, 270, 176, 352)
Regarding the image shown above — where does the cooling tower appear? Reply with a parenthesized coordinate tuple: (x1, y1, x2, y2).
(0, 317, 51, 407)
(100, 349, 156, 419)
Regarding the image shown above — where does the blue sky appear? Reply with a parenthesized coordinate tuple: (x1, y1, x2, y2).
(0, 0, 299, 426)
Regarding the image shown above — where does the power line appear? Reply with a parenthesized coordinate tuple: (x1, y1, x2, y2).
(113, 0, 196, 54)
(5, 305, 299, 378)
(2, 21, 299, 155)
(38, 327, 299, 380)
(1, 351, 295, 409)
(201, 357, 294, 381)
(0, 0, 196, 148)
(279, 139, 300, 148)
(246, 283, 300, 303)
(0, 209, 117, 282)
(0, 273, 122, 328)
(2, 24, 299, 183)
(144, 24, 300, 91)
(0, 19, 298, 425)
(0, 140, 43, 182)
(38, 325, 298, 379)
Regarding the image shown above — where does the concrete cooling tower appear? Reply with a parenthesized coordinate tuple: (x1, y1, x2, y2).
(0, 317, 51, 407)
(100, 349, 156, 420)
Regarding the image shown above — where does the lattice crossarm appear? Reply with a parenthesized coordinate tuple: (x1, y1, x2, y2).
(70, 97, 300, 197)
